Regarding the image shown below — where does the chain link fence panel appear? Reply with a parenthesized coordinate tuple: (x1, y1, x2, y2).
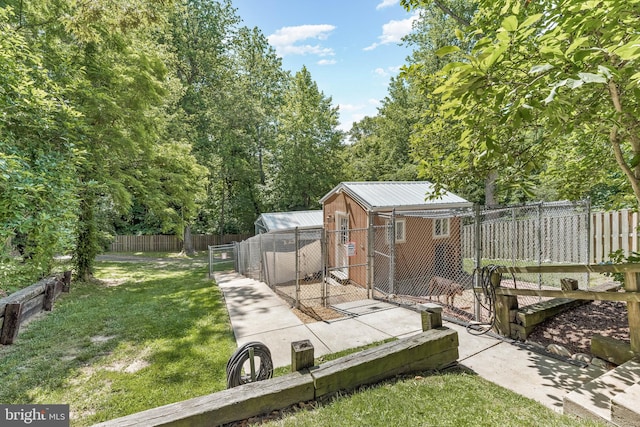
(228, 200, 594, 327)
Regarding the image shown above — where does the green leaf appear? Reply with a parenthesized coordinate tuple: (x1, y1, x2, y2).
(566, 36, 589, 55)
(501, 16, 518, 32)
(520, 13, 543, 28)
(544, 87, 558, 104)
(578, 72, 608, 84)
(435, 46, 461, 57)
(613, 41, 640, 60)
(529, 64, 554, 74)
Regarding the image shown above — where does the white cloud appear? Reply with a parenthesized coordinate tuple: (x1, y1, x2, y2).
(376, 0, 398, 10)
(368, 98, 381, 106)
(373, 66, 402, 77)
(374, 67, 388, 77)
(268, 24, 336, 57)
(364, 12, 419, 51)
(318, 59, 337, 66)
(339, 103, 364, 112)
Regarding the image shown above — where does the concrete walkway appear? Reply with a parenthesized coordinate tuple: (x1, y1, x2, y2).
(215, 271, 606, 413)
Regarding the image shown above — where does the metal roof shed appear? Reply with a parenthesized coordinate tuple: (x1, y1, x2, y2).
(254, 210, 323, 234)
(319, 181, 473, 212)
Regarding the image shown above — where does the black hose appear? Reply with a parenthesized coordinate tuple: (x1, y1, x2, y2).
(467, 264, 518, 336)
(467, 265, 500, 335)
(226, 341, 273, 388)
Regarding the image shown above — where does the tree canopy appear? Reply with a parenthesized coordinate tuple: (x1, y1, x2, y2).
(401, 0, 640, 208)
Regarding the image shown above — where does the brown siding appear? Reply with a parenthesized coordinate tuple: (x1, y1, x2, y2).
(323, 192, 368, 287)
(323, 191, 464, 290)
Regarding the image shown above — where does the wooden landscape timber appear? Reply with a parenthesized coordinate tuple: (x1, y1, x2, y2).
(0, 272, 71, 345)
(487, 263, 640, 355)
(93, 328, 459, 427)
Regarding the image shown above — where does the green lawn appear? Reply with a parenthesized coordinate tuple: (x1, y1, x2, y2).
(263, 367, 604, 427)
(0, 255, 235, 426)
(0, 255, 604, 427)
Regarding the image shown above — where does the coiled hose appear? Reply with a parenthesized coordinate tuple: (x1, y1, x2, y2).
(226, 341, 273, 388)
(468, 264, 519, 335)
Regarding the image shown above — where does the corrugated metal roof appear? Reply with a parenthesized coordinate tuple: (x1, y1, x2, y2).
(320, 181, 472, 212)
(255, 210, 323, 233)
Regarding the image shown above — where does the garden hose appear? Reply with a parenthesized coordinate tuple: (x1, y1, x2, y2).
(467, 265, 499, 335)
(468, 264, 519, 335)
(226, 341, 273, 388)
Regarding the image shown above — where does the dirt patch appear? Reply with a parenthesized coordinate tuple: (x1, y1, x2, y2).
(293, 305, 344, 323)
(526, 300, 630, 356)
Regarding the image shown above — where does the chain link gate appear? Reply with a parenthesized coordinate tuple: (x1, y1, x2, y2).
(372, 208, 480, 322)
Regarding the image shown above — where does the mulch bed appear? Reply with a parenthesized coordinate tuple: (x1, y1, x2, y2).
(525, 300, 631, 355)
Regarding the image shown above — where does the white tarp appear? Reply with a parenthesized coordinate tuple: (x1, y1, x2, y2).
(263, 240, 322, 285)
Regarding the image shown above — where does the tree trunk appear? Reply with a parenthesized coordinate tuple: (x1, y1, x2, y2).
(75, 188, 99, 281)
(183, 224, 195, 256)
(485, 170, 498, 208)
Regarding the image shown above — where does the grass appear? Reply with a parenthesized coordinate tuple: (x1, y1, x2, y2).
(0, 254, 606, 427)
(263, 366, 604, 427)
(0, 256, 235, 426)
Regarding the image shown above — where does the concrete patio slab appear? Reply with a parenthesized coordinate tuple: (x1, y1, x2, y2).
(445, 322, 502, 361)
(462, 341, 606, 412)
(355, 307, 422, 338)
(236, 325, 331, 368)
(307, 317, 394, 351)
(225, 303, 302, 338)
(214, 271, 610, 414)
(331, 299, 398, 316)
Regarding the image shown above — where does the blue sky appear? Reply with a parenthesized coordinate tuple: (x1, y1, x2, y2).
(232, 0, 418, 132)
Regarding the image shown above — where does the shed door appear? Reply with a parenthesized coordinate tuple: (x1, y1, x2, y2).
(335, 212, 349, 278)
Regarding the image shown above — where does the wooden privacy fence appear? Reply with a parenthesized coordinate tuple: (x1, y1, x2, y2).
(592, 209, 639, 263)
(0, 271, 72, 345)
(109, 234, 251, 252)
(463, 208, 640, 265)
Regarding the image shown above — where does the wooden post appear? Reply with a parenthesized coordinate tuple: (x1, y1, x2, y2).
(419, 303, 442, 331)
(291, 340, 314, 372)
(492, 271, 518, 337)
(1, 303, 22, 345)
(62, 270, 72, 292)
(560, 278, 579, 291)
(625, 271, 640, 354)
(43, 280, 56, 311)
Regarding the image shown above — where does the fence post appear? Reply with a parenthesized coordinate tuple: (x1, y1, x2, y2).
(474, 205, 482, 322)
(492, 271, 517, 337)
(511, 206, 517, 266)
(367, 213, 375, 299)
(321, 228, 327, 306)
(259, 233, 264, 283)
(625, 271, 640, 354)
(295, 227, 300, 309)
(389, 209, 396, 295)
(537, 203, 543, 289)
(1, 303, 22, 345)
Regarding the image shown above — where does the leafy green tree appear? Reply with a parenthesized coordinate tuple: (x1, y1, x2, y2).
(166, 1, 288, 235)
(0, 5, 80, 287)
(404, 0, 640, 208)
(269, 66, 345, 210)
(347, 76, 420, 181)
(7, 0, 187, 280)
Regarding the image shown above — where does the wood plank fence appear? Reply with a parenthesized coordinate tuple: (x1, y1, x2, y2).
(109, 234, 252, 253)
(0, 271, 71, 345)
(463, 209, 640, 265)
(592, 210, 639, 263)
